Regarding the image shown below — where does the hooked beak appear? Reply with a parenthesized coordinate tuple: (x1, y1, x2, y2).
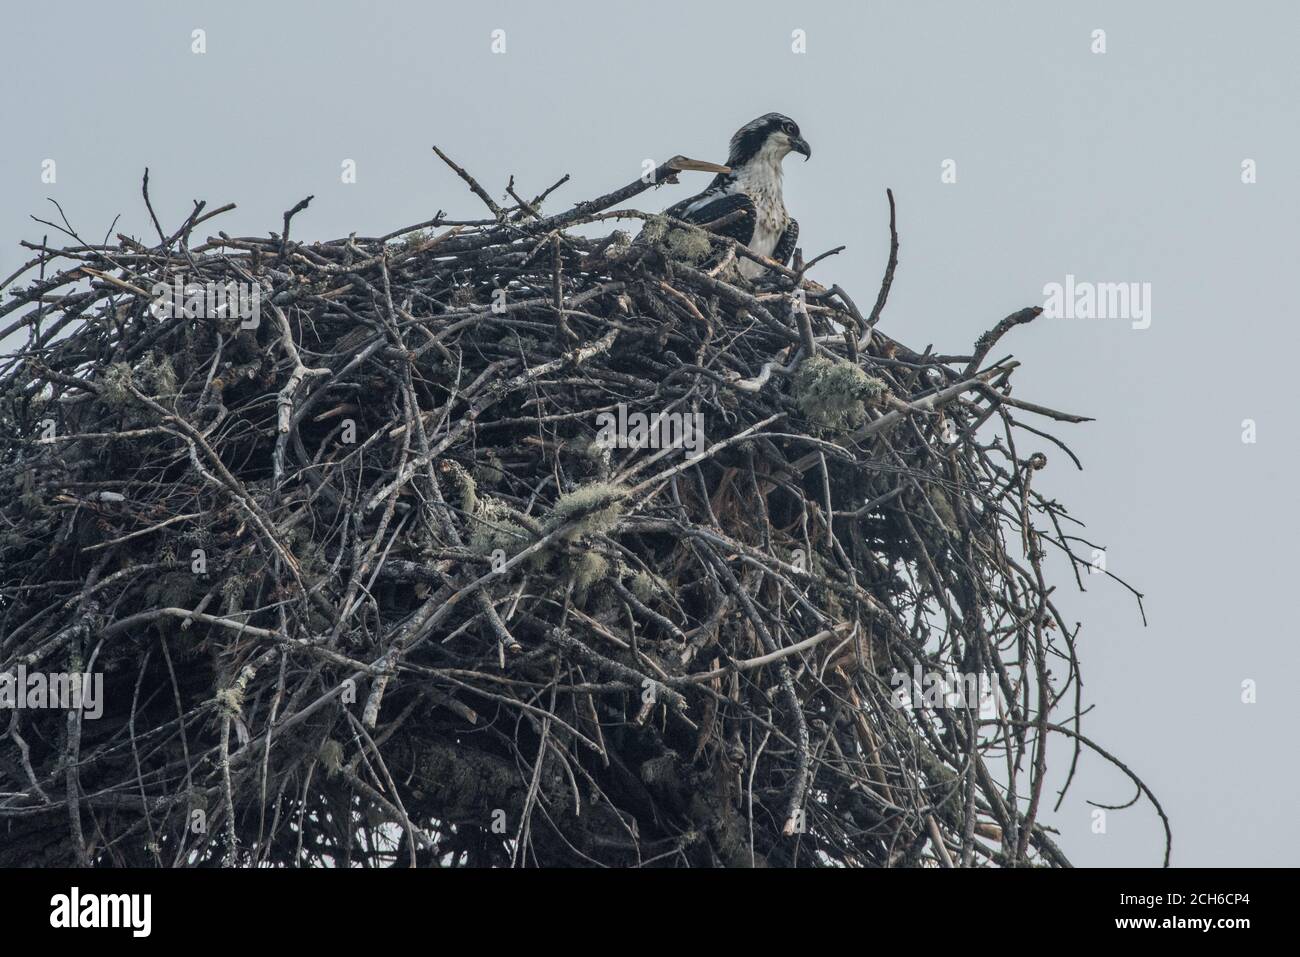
(791, 136, 812, 160)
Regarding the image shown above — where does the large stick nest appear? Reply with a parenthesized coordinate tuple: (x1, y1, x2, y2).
(0, 153, 1164, 867)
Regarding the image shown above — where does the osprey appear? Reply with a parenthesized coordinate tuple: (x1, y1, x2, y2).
(666, 113, 811, 279)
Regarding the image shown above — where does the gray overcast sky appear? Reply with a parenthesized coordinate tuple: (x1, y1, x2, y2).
(2, 0, 1296, 866)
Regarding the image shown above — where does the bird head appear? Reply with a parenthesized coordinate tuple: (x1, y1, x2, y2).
(726, 113, 812, 168)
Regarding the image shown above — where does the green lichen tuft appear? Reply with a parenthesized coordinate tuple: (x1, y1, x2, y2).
(665, 227, 713, 263)
(440, 460, 478, 517)
(220, 574, 248, 604)
(630, 568, 665, 604)
(927, 485, 958, 530)
(319, 739, 344, 777)
(394, 228, 433, 251)
(547, 482, 626, 541)
(471, 454, 506, 488)
(792, 355, 886, 433)
(215, 685, 245, 718)
(100, 354, 176, 408)
(100, 363, 135, 409)
(640, 215, 669, 244)
(468, 513, 530, 558)
(136, 352, 177, 397)
(572, 551, 611, 603)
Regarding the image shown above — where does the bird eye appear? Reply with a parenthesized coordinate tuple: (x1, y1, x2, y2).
(783, 122, 797, 135)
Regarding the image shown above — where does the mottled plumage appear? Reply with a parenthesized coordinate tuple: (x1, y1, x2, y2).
(666, 113, 810, 278)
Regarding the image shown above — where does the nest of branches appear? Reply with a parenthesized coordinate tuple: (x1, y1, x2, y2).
(0, 152, 1164, 868)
